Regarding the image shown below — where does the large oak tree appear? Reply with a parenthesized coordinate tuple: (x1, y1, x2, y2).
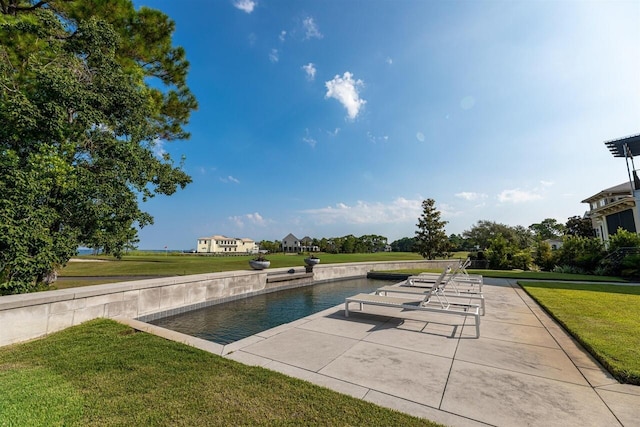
(0, 0, 197, 293)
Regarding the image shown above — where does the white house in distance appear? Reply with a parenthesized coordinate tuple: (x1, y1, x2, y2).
(582, 133, 640, 242)
(196, 235, 258, 254)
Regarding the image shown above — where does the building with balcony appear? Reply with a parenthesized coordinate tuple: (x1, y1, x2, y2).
(582, 182, 637, 241)
(196, 235, 258, 254)
(582, 133, 640, 242)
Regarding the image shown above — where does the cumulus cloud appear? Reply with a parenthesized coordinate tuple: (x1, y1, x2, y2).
(325, 72, 366, 120)
(416, 132, 425, 142)
(300, 197, 423, 225)
(302, 62, 316, 81)
(455, 192, 488, 201)
(233, 0, 256, 13)
(269, 48, 279, 63)
(303, 17, 323, 39)
(497, 189, 542, 203)
(229, 212, 267, 228)
(246, 212, 266, 225)
(150, 138, 166, 159)
(279, 30, 287, 42)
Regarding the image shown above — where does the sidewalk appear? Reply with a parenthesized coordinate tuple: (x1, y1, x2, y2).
(217, 278, 640, 426)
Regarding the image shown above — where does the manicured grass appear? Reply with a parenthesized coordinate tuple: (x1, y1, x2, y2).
(520, 281, 640, 385)
(381, 268, 627, 283)
(0, 319, 441, 426)
(59, 252, 427, 277)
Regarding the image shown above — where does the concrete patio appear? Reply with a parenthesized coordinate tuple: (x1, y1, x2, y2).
(126, 278, 640, 426)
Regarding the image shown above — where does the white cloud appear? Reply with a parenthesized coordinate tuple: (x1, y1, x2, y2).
(540, 180, 554, 187)
(325, 72, 366, 120)
(455, 192, 488, 201)
(220, 175, 240, 184)
(303, 17, 323, 40)
(438, 203, 462, 217)
(416, 132, 425, 142)
(386, 57, 393, 65)
(269, 48, 279, 63)
(327, 128, 340, 137)
(151, 138, 166, 159)
(233, 0, 256, 13)
(279, 30, 287, 42)
(300, 197, 423, 225)
(303, 129, 317, 148)
(497, 189, 543, 203)
(229, 212, 267, 228)
(229, 216, 244, 228)
(302, 63, 316, 81)
(367, 132, 388, 144)
(246, 212, 266, 225)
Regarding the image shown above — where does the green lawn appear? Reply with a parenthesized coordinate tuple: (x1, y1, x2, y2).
(381, 268, 627, 283)
(520, 281, 640, 385)
(56, 252, 429, 288)
(0, 319, 441, 426)
(60, 252, 426, 277)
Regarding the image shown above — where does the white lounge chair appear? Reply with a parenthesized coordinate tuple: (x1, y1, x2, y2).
(375, 276, 485, 315)
(412, 260, 483, 294)
(344, 277, 481, 338)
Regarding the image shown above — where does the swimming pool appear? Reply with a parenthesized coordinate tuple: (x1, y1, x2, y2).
(149, 277, 390, 344)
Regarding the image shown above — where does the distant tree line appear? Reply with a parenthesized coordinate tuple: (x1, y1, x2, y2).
(390, 207, 639, 278)
(259, 234, 389, 254)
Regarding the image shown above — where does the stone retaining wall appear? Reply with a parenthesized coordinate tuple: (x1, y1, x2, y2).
(0, 259, 453, 347)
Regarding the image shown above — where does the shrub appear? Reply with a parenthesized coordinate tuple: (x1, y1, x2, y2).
(554, 236, 604, 273)
(552, 264, 586, 275)
(621, 254, 640, 278)
(511, 250, 532, 271)
(608, 228, 640, 252)
(485, 235, 510, 269)
(533, 240, 554, 271)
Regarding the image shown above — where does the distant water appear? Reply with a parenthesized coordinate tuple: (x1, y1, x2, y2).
(75, 248, 187, 255)
(149, 277, 389, 345)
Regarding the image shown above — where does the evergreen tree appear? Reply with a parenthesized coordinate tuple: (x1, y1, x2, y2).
(414, 199, 450, 259)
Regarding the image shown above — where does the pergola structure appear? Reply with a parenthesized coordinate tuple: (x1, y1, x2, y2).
(605, 133, 640, 189)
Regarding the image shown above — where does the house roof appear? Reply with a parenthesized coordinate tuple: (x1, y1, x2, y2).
(605, 133, 640, 157)
(581, 181, 632, 203)
(282, 233, 299, 241)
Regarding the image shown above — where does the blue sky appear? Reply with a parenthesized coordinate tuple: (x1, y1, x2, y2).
(135, 0, 640, 250)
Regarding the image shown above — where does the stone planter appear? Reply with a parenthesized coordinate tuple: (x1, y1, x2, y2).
(249, 259, 270, 270)
(304, 257, 320, 266)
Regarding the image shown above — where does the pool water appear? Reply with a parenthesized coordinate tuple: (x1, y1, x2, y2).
(149, 277, 390, 344)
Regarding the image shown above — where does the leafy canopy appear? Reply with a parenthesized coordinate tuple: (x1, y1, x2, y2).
(0, 0, 197, 294)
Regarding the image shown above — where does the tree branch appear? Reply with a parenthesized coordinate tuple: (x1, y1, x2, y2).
(6, 1, 49, 15)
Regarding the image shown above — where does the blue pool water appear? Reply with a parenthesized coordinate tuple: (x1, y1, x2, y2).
(149, 277, 390, 344)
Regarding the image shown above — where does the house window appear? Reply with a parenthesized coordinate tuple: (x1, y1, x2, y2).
(599, 199, 606, 207)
